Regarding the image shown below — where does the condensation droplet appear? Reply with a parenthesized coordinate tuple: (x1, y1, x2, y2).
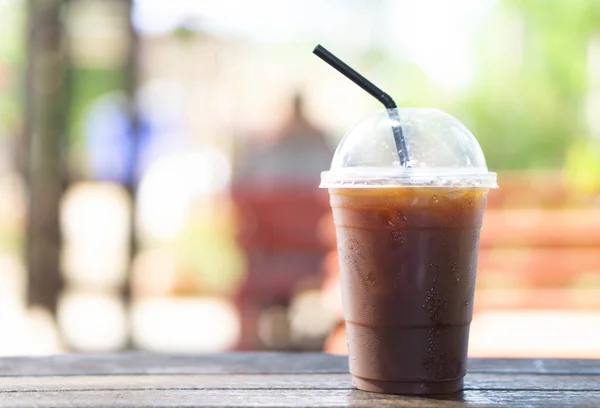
(464, 301, 469, 306)
(391, 230, 405, 248)
(446, 189, 464, 199)
(426, 259, 440, 269)
(425, 287, 447, 323)
(432, 195, 439, 203)
(451, 262, 460, 283)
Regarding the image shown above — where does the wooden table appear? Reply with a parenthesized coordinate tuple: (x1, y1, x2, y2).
(0, 353, 598, 407)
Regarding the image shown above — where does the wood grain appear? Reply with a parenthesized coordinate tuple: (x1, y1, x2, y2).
(0, 373, 599, 392)
(0, 354, 599, 407)
(1, 389, 599, 408)
(0, 353, 348, 377)
(1, 353, 598, 377)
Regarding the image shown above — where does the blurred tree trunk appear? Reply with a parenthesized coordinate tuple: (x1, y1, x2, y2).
(123, 0, 140, 349)
(24, 0, 69, 316)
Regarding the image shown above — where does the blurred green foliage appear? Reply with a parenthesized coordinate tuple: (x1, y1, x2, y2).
(364, 0, 600, 173)
(69, 68, 123, 147)
(564, 139, 600, 194)
(173, 206, 245, 295)
(0, 0, 24, 134)
(462, 0, 600, 171)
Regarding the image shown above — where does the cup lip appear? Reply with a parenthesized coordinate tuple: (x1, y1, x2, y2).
(319, 168, 498, 189)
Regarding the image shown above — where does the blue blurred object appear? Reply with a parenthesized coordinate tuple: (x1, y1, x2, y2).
(84, 92, 182, 185)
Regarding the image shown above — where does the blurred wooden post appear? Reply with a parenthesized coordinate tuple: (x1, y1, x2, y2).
(24, 0, 68, 316)
(123, 0, 140, 349)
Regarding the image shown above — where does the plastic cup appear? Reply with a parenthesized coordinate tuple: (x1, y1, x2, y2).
(320, 108, 497, 395)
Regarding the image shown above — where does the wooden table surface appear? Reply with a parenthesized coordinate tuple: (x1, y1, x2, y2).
(0, 353, 598, 407)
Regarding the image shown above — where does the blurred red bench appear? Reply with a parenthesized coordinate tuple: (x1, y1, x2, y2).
(231, 185, 330, 350)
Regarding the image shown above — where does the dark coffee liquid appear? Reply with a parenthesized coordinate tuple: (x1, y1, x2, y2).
(330, 187, 488, 395)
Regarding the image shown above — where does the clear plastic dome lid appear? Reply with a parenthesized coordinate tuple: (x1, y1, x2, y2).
(320, 108, 497, 188)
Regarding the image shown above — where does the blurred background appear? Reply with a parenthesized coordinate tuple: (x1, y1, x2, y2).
(0, 0, 599, 358)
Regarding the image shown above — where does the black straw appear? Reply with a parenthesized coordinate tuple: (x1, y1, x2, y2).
(313, 44, 409, 165)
